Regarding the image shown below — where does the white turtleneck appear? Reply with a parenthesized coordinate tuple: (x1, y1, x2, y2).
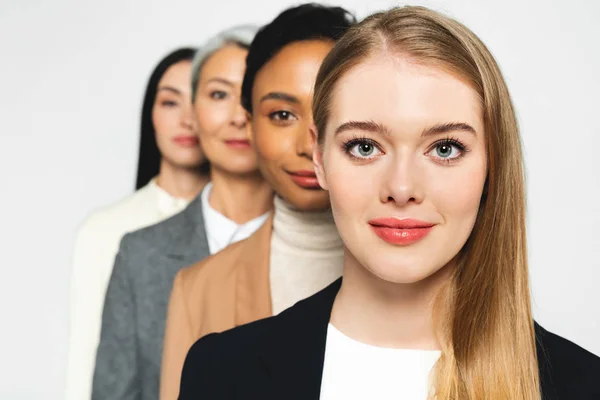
(269, 196, 344, 315)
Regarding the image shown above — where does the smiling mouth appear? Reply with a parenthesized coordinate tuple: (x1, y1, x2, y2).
(224, 139, 251, 149)
(368, 218, 435, 245)
(287, 170, 322, 190)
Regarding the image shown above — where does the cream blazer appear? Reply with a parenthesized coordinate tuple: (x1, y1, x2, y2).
(65, 179, 190, 400)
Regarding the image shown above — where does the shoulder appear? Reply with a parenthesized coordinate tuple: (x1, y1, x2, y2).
(75, 186, 157, 240)
(183, 240, 247, 280)
(187, 315, 275, 363)
(124, 190, 203, 245)
(176, 240, 248, 299)
(118, 204, 191, 250)
(536, 324, 600, 399)
(180, 315, 276, 396)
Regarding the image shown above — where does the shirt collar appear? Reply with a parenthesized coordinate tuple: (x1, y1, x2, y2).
(201, 182, 271, 254)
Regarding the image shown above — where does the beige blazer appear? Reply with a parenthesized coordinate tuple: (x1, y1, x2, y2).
(160, 215, 274, 400)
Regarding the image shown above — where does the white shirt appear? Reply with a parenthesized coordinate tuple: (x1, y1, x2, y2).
(320, 323, 441, 400)
(201, 182, 270, 255)
(65, 179, 191, 400)
(269, 196, 344, 315)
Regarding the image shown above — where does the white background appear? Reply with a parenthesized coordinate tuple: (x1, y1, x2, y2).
(0, 0, 598, 398)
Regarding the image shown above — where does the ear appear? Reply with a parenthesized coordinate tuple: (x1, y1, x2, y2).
(310, 123, 328, 190)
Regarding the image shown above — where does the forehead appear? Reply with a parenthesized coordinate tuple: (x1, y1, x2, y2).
(200, 45, 248, 82)
(159, 60, 192, 89)
(329, 55, 483, 134)
(253, 40, 333, 100)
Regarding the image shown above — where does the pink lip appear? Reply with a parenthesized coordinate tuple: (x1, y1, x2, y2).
(224, 139, 251, 149)
(173, 135, 199, 147)
(287, 170, 321, 189)
(368, 218, 435, 245)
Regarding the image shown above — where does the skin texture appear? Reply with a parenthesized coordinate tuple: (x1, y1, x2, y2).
(250, 40, 333, 211)
(313, 55, 488, 349)
(195, 45, 259, 176)
(315, 56, 487, 285)
(153, 60, 205, 170)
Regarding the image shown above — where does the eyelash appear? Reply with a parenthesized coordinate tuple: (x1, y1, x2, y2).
(268, 110, 297, 124)
(341, 136, 383, 161)
(429, 137, 469, 164)
(340, 136, 470, 163)
(161, 100, 178, 107)
(209, 90, 228, 100)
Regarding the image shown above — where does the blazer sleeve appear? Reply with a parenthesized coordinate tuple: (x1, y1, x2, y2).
(160, 271, 197, 400)
(178, 333, 224, 400)
(92, 236, 140, 400)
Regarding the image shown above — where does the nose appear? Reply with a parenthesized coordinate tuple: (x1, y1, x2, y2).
(379, 154, 425, 206)
(230, 102, 248, 129)
(181, 102, 195, 130)
(296, 119, 313, 159)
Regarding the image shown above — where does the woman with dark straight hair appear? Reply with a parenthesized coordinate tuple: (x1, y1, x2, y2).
(66, 47, 208, 400)
(136, 48, 210, 190)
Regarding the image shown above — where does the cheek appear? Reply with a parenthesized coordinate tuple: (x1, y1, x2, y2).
(429, 159, 487, 224)
(152, 106, 175, 140)
(253, 121, 294, 164)
(324, 152, 376, 220)
(196, 101, 229, 137)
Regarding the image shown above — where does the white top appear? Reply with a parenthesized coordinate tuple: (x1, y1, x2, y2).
(201, 182, 271, 255)
(320, 324, 441, 400)
(65, 179, 191, 400)
(269, 196, 344, 315)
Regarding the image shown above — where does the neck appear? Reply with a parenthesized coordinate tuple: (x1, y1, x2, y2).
(331, 250, 453, 350)
(272, 196, 343, 252)
(156, 160, 210, 200)
(208, 167, 273, 224)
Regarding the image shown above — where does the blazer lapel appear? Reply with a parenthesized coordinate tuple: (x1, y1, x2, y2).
(235, 215, 274, 327)
(164, 193, 210, 264)
(259, 279, 342, 400)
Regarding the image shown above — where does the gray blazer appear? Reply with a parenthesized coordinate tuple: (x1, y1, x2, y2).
(92, 193, 209, 400)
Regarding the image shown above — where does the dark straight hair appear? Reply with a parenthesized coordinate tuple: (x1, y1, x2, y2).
(135, 47, 197, 190)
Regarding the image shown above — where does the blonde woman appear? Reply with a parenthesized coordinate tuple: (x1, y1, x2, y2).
(177, 6, 600, 400)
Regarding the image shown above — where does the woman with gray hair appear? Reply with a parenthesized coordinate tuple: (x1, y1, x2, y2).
(91, 24, 273, 400)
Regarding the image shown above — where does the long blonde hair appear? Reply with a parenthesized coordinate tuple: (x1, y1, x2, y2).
(313, 6, 539, 399)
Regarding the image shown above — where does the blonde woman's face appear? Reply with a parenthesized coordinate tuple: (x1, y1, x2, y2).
(314, 56, 487, 284)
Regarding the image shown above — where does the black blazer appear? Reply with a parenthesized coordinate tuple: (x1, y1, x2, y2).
(179, 279, 600, 399)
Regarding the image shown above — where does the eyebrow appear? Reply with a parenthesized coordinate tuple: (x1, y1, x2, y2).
(205, 77, 234, 87)
(259, 92, 300, 104)
(422, 122, 476, 137)
(334, 120, 391, 136)
(157, 86, 182, 95)
(334, 120, 477, 137)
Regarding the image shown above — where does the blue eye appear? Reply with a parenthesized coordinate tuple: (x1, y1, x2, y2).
(427, 139, 467, 162)
(343, 139, 382, 160)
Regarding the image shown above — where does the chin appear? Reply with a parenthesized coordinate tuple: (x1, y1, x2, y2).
(358, 251, 449, 285)
(283, 191, 330, 212)
(172, 157, 206, 169)
(222, 160, 260, 175)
